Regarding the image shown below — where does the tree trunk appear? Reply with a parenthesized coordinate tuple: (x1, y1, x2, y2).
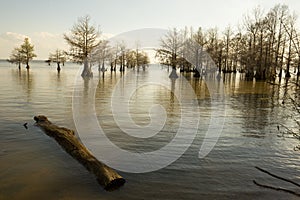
(26, 61, 30, 69)
(279, 35, 287, 81)
(100, 60, 106, 73)
(275, 12, 284, 74)
(169, 66, 178, 79)
(81, 59, 93, 77)
(194, 70, 200, 77)
(33, 115, 125, 191)
(286, 29, 293, 78)
(110, 62, 114, 71)
(57, 62, 61, 72)
(255, 29, 264, 80)
(114, 58, 117, 71)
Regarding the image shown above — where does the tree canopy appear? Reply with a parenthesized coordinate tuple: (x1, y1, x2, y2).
(64, 15, 100, 77)
(64, 15, 100, 63)
(9, 38, 36, 69)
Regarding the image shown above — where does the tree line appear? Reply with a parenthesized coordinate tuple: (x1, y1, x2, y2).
(156, 4, 300, 81)
(8, 16, 150, 75)
(8, 4, 300, 81)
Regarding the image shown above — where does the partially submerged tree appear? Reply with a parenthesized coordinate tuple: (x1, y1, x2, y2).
(156, 28, 184, 78)
(64, 15, 100, 77)
(20, 38, 36, 69)
(187, 27, 207, 77)
(138, 52, 150, 70)
(126, 50, 150, 70)
(49, 49, 67, 72)
(281, 13, 298, 78)
(108, 46, 150, 72)
(8, 38, 36, 69)
(91, 40, 111, 73)
(157, 28, 184, 78)
(9, 47, 23, 69)
(118, 42, 127, 72)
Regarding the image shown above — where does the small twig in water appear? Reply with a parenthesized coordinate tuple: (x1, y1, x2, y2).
(23, 122, 28, 129)
(253, 180, 300, 197)
(255, 166, 300, 187)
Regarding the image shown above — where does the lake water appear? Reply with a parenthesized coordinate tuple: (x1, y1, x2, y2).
(0, 61, 300, 200)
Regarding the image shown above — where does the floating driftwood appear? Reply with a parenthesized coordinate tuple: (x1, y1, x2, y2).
(34, 115, 125, 191)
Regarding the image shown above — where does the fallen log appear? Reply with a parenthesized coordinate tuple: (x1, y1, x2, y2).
(34, 115, 125, 191)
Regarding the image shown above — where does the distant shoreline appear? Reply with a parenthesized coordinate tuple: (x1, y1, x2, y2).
(0, 59, 76, 64)
(0, 59, 47, 62)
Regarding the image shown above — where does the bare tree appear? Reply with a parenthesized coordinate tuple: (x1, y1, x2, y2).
(282, 13, 298, 78)
(223, 25, 234, 72)
(276, 5, 289, 79)
(118, 41, 127, 72)
(230, 25, 246, 73)
(243, 7, 264, 78)
(184, 27, 207, 77)
(205, 27, 221, 71)
(289, 28, 300, 78)
(49, 49, 67, 72)
(91, 40, 111, 73)
(156, 28, 184, 78)
(64, 15, 100, 77)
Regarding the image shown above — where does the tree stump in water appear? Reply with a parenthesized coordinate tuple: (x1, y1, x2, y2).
(34, 115, 125, 191)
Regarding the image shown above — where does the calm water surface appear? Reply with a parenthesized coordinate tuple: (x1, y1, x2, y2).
(0, 61, 299, 200)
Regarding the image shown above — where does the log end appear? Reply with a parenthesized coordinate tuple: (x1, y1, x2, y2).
(34, 115, 75, 136)
(34, 115, 49, 123)
(101, 178, 126, 191)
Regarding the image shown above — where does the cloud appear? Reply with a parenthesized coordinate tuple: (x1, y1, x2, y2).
(0, 32, 28, 43)
(107, 28, 167, 49)
(0, 32, 29, 59)
(102, 33, 114, 40)
(0, 31, 116, 59)
(31, 32, 67, 59)
(33, 31, 57, 39)
(0, 31, 67, 59)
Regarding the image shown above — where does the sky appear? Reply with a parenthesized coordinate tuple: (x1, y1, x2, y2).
(0, 0, 300, 59)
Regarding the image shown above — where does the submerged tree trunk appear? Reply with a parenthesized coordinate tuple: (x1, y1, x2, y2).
(279, 35, 287, 80)
(33, 115, 125, 191)
(110, 62, 114, 71)
(194, 70, 200, 77)
(169, 66, 178, 79)
(81, 59, 93, 77)
(26, 61, 30, 69)
(286, 29, 293, 78)
(57, 62, 61, 72)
